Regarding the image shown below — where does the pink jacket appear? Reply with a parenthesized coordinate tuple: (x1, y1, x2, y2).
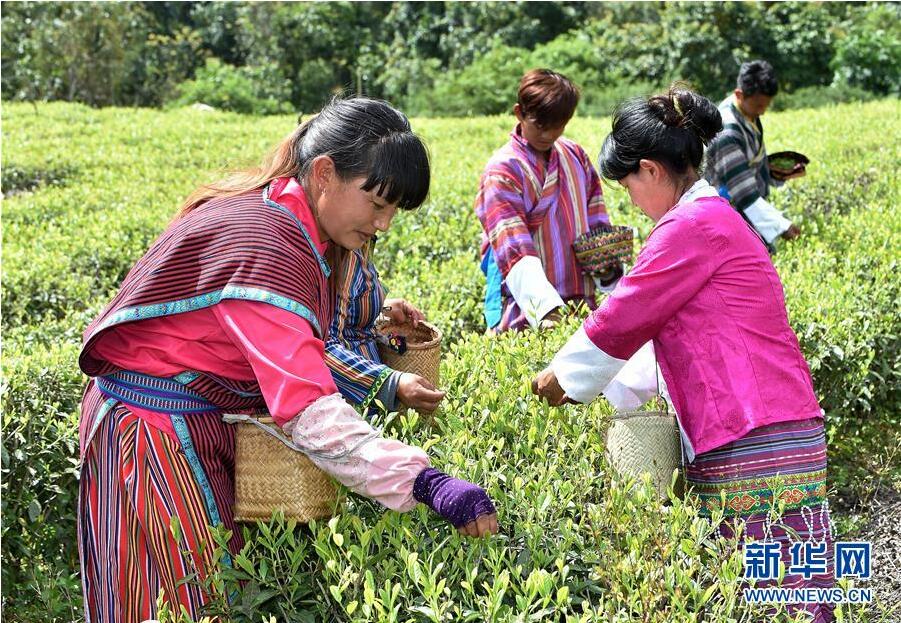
(553, 182, 822, 458)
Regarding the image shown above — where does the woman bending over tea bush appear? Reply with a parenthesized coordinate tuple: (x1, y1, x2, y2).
(76, 97, 497, 622)
(533, 86, 835, 623)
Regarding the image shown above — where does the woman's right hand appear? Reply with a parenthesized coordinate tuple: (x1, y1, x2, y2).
(397, 373, 446, 411)
(782, 223, 801, 240)
(382, 298, 425, 327)
(531, 366, 576, 406)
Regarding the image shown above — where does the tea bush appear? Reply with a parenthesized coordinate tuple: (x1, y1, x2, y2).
(2, 100, 899, 620)
(769, 85, 877, 112)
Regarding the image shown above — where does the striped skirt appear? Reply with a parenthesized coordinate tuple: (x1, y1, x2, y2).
(686, 417, 835, 623)
(78, 383, 240, 622)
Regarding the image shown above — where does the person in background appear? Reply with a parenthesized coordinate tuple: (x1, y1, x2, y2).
(705, 60, 805, 252)
(475, 69, 621, 334)
(325, 244, 445, 414)
(77, 97, 497, 623)
(533, 86, 834, 623)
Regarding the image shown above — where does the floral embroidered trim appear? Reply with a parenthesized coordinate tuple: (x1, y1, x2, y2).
(359, 367, 394, 412)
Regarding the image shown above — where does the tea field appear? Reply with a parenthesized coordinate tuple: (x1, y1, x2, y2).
(2, 100, 899, 621)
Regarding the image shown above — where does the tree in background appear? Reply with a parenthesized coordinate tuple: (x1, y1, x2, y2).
(2, 3, 152, 105)
(830, 3, 901, 95)
(1, 1, 895, 115)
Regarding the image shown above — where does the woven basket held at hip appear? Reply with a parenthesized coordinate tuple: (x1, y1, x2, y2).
(606, 409, 683, 500)
(572, 224, 634, 275)
(225, 414, 339, 523)
(375, 319, 442, 418)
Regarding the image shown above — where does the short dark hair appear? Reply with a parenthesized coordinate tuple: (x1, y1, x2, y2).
(517, 69, 580, 127)
(737, 60, 779, 97)
(599, 84, 723, 181)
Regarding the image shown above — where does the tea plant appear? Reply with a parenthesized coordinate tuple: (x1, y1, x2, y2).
(2, 99, 899, 620)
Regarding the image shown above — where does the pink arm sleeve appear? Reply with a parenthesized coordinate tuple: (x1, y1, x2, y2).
(283, 394, 428, 512)
(214, 300, 428, 511)
(584, 213, 717, 360)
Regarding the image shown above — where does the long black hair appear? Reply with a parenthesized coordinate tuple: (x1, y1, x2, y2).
(179, 96, 430, 216)
(296, 97, 430, 211)
(599, 85, 723, 182)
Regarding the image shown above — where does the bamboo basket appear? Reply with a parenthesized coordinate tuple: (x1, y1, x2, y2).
(376, 319, 442, 417)
(606, 409, 683, 500)
(572, 225, 634, 275)
(230, 415, 339, 522)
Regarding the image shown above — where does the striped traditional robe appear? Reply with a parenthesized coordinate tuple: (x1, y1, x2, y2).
(325, 245, 392, 410)
(77, 183, 334, 622)
(704, 96, 781, 213)
(81, 185, 333, 380)
(475, 127, 610, 332)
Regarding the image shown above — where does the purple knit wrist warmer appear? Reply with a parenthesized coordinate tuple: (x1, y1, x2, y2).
(413, 467, 496, 528)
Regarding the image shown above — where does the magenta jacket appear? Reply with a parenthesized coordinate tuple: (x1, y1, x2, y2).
(551, 181, 823, 459)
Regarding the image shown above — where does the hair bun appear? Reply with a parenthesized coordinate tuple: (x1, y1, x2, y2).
(649, 86, 722, 145)
(647, 93, 682, 127)
(676, 89, 723, 144)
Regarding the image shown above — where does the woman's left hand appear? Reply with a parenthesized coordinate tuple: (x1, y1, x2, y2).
(412, 467, 499, 538)
(383, 298, 424, 326)
(531, 367, 576, 406)
(397, 373, 446, 411)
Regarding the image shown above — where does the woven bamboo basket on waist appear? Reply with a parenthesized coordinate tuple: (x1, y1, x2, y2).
(375, 319, 442, 417)
(230, 415, 339, 523)
(572, 225, 634, 275)
(606, 408, 683, 500)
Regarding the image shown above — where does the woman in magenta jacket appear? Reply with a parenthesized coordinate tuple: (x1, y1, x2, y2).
(532, 86, 834, 623)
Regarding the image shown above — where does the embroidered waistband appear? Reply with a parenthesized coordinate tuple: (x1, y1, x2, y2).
(96, 370, 219, 415)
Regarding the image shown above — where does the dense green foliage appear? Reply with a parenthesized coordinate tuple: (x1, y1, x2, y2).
(2, 2, 898, 116)
(172, 58, 294, 115)
(2, 101, 899, 620)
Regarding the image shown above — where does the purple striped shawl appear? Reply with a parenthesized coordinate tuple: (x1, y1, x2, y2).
(79, 185, 334, 397)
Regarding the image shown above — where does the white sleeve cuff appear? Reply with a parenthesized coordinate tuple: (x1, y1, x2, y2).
(506, 255, 565, 329)
(601, 341, 661, 409)
(743, 197, 792, 244)
(550, 326, 627, 404)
